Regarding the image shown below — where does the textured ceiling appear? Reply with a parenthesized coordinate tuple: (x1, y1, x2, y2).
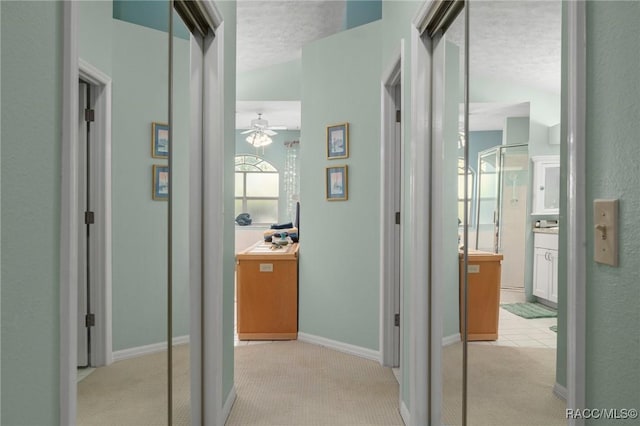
(447, 0, 561, 95)
(236, 0, 346, 73)
(235, 1, 561, 130)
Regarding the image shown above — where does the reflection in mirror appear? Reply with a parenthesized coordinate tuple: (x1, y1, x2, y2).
(76, 1, 170, 423)
(467, 1, 564, 424)
(434, 5, 467, 425)
(171, 5, 194, 424)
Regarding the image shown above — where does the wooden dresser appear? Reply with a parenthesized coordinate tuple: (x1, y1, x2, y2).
(236, 242, 299, 340)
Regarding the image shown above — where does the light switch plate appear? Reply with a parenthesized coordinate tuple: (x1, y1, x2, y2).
(593, 199, 618, 266)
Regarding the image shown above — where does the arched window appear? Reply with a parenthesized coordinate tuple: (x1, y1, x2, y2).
(235, 155, 279, 224)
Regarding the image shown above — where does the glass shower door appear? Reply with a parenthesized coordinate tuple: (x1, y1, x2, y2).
(475, 149, 499, 253)
(497, 145, 529, 289)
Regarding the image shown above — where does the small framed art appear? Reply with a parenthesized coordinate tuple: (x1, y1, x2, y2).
(152, 164, 169, 201)
(326, 165, 348, 201)
(152, 122, 169, 158)
(326, 122, 349, 159)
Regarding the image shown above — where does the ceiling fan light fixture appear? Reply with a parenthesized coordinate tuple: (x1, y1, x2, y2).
(246, 132, 273, 148)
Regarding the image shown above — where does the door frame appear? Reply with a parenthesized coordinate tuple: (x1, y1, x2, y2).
(409, 1, 587, 425)
(380, 41, 404, 369)
(77, 60, 113, 369)
(60, 2, 227, 424)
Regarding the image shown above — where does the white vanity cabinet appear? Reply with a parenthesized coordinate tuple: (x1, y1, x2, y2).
(531, 155, 560, 215)
(533, 232, 558, 303)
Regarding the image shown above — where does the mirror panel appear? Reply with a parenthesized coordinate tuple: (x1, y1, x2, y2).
(466, 1, 563, 424)
(171, 5, 194, 423)
(435, 5, 467, 425)
(76, 1, 170, 423)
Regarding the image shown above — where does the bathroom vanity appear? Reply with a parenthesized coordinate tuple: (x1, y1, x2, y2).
(532, 229, 559, 304)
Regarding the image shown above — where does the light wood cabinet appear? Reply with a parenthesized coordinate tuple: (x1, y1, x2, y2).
(460, 251, 503, 341)
(533, 233, 558, 303)
(531, 155, 560, 215)
(236, 242, 299, 340)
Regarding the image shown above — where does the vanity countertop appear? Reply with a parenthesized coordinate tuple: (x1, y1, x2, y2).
(533, 227, 559, 234)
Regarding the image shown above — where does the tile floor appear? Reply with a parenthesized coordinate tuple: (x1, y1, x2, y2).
(472, 288, 558, 349)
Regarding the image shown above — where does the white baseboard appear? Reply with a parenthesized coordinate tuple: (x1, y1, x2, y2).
(112, 335, 190, 362)
(400, 400, 410, 425)
(442, 333, 461, 346)
(223, 385, 237, 422)
(298, 332, 381, 362)
(553, 382, 567, 401)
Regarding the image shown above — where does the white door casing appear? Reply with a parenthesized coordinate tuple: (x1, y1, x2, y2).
(380, 41, 404, 369)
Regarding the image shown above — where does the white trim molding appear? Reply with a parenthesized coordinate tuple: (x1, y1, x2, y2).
(409, 6, 434, 424)
(554, 383, 568, 401)
(400, 400, 411, 426)
(566, 2, 587, 425)
(379, 41, 404, 368)
(298, 333, 381, 362)
(442, 333, 461, 347)
(112, 336, 190, 362)
(222, 386, 237, 423)
(60, 2, 79, 424)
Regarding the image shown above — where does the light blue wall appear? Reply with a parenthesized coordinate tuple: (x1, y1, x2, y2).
(236, 58, 301, 101)
(83, 14, 192, 351)
(1, 2, 62, 423)
(503, 116, 529, 145)
(79, 0, 113, 75)
(345, 0, 382, 29)
(300, 21, 382, 350)
(583, 1, 640, 418)
(78, 0, 192, 352)
(235, 130, 300, 224)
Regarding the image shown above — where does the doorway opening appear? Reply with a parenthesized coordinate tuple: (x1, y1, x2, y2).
(380, 49, 404, 383)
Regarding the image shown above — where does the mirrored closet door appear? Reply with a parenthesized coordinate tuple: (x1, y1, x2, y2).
(75, 1, 219, 424)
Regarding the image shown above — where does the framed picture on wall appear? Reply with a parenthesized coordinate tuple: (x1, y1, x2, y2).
(326, 165, 348, 201)
(326, 123, 349, 159)
(151, 122, 169, 158)
(152, 164, 169, 201)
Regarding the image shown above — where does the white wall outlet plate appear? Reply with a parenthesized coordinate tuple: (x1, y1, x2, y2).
(593, 199, 618, 266)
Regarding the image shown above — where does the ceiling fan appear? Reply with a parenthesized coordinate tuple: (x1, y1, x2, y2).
(240, 113, 286, 137)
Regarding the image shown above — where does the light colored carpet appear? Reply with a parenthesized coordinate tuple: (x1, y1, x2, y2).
(443, 343, 566, 426)
(227, 341, 403, 425)
(77, 341, 565, 426)
(77, 344, 190, 425)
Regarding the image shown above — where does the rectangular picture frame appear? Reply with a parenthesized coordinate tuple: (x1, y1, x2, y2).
(151, 122, 169, 158)
(326, 122, 349, 159)
(326, 165, 348, 201)
(152, 164, 169, 201)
